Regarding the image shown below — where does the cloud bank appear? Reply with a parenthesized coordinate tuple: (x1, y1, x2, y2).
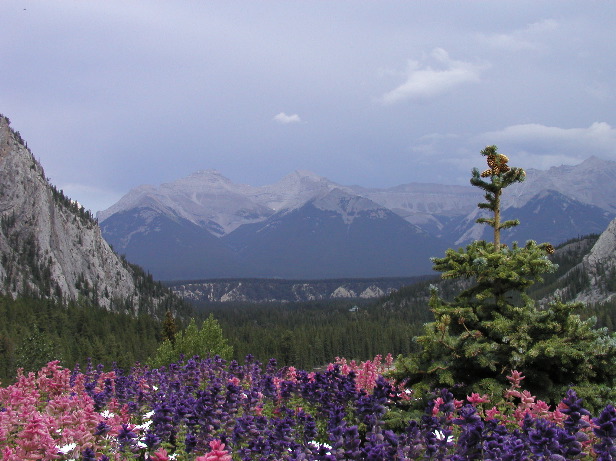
(380, 48, 486, 104)
(481, 122, 616, 155)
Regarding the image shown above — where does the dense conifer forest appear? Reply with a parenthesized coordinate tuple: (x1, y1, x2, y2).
(0, 296, 171, 382)
(1, 230, 614, 384)
(196, 297, 431, 370)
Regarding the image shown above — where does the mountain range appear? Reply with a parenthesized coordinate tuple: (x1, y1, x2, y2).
(99, 158, 616, 280)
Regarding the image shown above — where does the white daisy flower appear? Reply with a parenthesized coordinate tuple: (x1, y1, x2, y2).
(434, 430, 453, 443)
(57, 443, 76, 454)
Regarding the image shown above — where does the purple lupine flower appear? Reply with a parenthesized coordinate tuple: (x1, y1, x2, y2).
(452, 404, 483, 460)
(143, 430, 161, 449)
(561, 389, 591, 433)
(94, 420, 111, 436)
(184, 432, 197, 453)
(116, 423, 138, 451)
(80, 447, 97, 461)
(526, 415, 579, 459)
(594, 404, 616, 461)
(151, 401, 175, 441)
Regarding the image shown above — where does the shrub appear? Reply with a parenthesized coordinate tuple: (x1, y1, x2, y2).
(148, 314, 233, 368)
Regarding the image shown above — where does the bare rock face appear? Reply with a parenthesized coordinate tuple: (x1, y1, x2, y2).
(576, 217, 616, 303)
(0, 115, 172, 314)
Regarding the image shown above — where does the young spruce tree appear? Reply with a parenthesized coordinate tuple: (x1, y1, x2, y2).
(393, 146, 616, 408)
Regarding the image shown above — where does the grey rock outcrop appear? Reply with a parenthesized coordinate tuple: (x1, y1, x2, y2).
(168, 277, 420, 303)
(0, 115, 178, 315)
(574, 217, 616, 303)
(544, 218, 616, 305)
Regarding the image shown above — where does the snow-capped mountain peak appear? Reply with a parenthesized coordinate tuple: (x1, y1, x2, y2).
(249, 170, 342, 212)
(311, 188, 387, 224)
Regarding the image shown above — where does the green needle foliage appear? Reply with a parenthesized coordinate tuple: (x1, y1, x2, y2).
(148, 314, 233, 369)
(392, 146, 616, 409)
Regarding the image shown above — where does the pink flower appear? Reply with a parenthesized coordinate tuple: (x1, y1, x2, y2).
(432, 397, 444, 416)
(285, 366, 298, 382)
(2, 446, 20, 461)
(519, 390, 536, 407)
(150, 448, 170, 461)
(506, 370, 525, 388)
(196, 439, 232, 461)
(485, 406, 501, 420)
(467, 393, 490, 404)
(532, 399, 550, 416)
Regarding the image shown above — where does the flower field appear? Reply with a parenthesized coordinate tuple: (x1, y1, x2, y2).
(1, 356, 615, 460)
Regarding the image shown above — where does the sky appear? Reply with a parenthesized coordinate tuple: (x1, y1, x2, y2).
(1, 1, 615, 213)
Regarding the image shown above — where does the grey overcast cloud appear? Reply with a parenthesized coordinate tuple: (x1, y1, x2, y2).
(1, 1, 615, 213)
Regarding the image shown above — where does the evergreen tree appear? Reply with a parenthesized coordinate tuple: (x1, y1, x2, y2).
(162, 310, 177, 345)
(15, 324, 60, 373)
(392, 146, 616, 408)
(147, 314, 233, 369)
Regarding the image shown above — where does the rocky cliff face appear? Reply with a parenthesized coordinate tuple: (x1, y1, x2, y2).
(574, 217, 616, 303)
(542, 217, 616, 305)
(0, 115, 180, 315)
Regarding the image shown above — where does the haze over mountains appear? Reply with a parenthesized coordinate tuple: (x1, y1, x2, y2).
(99, 158, 616, 280)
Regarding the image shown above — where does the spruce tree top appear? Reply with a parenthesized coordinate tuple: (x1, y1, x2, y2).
(471, 145, 526, 251)
(432, 146, 555, 300)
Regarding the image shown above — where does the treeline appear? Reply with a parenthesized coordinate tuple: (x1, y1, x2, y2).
(1, 231, 612, 384)
(50, 183, 96, 226)
(0, 295, 172, 383)
(582, 298, 616, 331)
(195, 297, 433, 370)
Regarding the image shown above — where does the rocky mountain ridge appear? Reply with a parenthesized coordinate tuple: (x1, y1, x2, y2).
(0, 115, 187, 316)
(99, 156, 616, 236)
(99, 157, 615, 280)
(168, 277, 429, 304)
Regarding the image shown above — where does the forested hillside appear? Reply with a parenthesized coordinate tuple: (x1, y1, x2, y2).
(0, 295, 179, 382)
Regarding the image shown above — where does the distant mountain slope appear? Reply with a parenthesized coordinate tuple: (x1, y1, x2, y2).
(454, 190, 614, 246)
(98, 148, 616, 280)
(225, 189, 445, 278)
(505, 156, 616, 213)
(168, 276, 431, 304)
(547, 217, 616, 304)
(0, 114, 189, 317)
(101, 205, 250, 280)
(98, 170, 274, 237)
(348, 182, 480, 236)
